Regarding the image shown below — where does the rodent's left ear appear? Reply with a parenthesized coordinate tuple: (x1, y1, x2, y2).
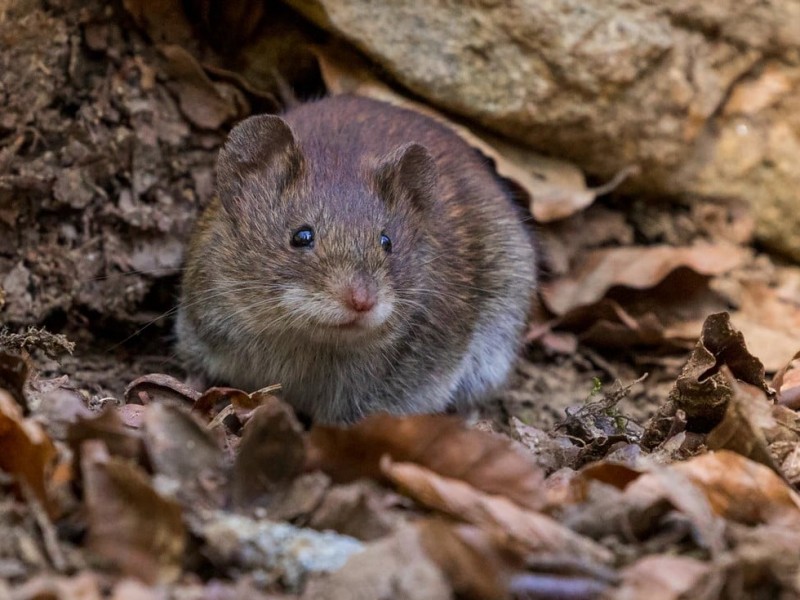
(374, 143, 438, 211)
(217, 115, 302, 214)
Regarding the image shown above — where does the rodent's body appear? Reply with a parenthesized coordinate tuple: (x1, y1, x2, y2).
(176, 95, 536, 423)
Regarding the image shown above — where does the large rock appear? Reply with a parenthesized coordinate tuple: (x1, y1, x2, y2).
(285, 0, 800, 259)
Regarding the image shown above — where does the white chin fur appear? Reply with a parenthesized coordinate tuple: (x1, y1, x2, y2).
(279, 287, 393, 333)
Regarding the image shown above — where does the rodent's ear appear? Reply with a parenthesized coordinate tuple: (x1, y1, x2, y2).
(374, 143, 438, 211)
(217, 114, 302, 214)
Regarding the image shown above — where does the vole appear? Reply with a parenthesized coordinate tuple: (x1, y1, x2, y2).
(176, 95, 536, 424)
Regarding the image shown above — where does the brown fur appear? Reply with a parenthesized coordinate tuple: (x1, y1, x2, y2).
(176, 95, 536, 423)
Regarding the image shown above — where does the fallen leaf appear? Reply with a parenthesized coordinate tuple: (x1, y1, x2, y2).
(307, 414, 546, 511)
(124, 373, 200, 406)
(418, 519, 523, 600)
(161, 45, 247, 130)
(672, 450, 800, 526)
(300, 524, 450, 600)
(382, 458, 612, 566)
(81, 440, 185, 584)
(143, 403, 227, 509)
(707, 372, 783, 475)
(0, 386, 57, 512)
(0, 352, 29, 411)
(644, 312, 769, 447)
(307, 480, 407, 541)
(773, 350, 800, 408)
(614, 555, 720, 600)
(122, 0, 194, 46)
(231, 396, 305, 509)
(542, 243, 746, 317)
(67, 407, 144, 466)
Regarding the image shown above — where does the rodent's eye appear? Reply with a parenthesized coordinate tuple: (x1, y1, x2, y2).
(291, 226, 315, 248)
(380, 232, 392, 253)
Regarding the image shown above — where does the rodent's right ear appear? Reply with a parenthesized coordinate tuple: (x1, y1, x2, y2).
(216, 115, 302, 214)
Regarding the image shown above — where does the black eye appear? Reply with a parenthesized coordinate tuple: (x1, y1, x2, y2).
(291, 226, 315, 248)
(380, 232, 392, 253)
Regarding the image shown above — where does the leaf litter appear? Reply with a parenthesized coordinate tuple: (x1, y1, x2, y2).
(5, 0, 800, 599)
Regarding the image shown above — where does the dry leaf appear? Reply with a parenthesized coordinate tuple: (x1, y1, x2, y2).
(142, 403, 227, 509)
(614, 555, 720, 600)
(232, 397, 305, 509)
(542, 243, 747, 316)
(0, 386, 57, 511)
(382, 458, 612, 566)
(418, 520, 523, 600)
(706, 372, 783, 475)
(82, 441, 186, 584)
(300, 525, 450, 600)
(672, 450, 800, 526)
(160, 45, 247, 129)
(773, 350, 800, 408)
(645, 312, 769, 448)
(67, 407, 144, 466)
(307, 413, 546, 511)
(124, 373, 200, 406)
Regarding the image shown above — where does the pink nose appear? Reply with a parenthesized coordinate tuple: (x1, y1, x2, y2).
(345, 284, 377, 313)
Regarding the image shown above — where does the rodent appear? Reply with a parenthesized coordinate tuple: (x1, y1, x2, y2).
(176, 95, 536, 424)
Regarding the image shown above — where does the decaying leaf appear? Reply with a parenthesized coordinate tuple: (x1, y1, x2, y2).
(142, 403, 228, 509)
(307, 413, 546, 511)
(160, 44, 248, 129)
(644, 312, 769, 448)
(672, 450, 800, 526)
(301, 525, 449, 600)
(542, 243, 746, 317)
(81, 441, 186, 584)
(418, 520, 524, 600)
(773, 349, 800, 409)
(124, 373, 200, 406)
(231, 396, 306, 509)
(706, 371, 782, 475)
(0, 386, 57, 511)
(614, 555, 720, 600)
(67, 407, 144, 466)
(382, 458, 612, 566)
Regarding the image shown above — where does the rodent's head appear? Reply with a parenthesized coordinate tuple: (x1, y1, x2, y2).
(210, 113, 439, 345)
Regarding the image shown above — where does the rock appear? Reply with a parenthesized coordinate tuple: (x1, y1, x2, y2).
(286, 0, 800, 258)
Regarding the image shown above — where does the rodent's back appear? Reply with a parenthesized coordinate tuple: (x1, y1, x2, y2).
(177, 95, 536, 422)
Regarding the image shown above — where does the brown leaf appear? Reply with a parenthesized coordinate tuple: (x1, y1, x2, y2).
(307, 414, 546, 511)
(301, 525, 451, 600)
(645, 312, 769, 447)
(672, 450, 800, 526)
(382, 458, 612, 566)
(232, 396, 305, 509)
(143, 403, 227, 509)
(773, 349, 800, 408)
(0, 352, 29, 411)
(0, 386, 57, 511)
(67, 407, 144, 466)
(307, 480, 406, 541)
(614, 555, 720, 600)
(160, 45, 247, 130)
(707, 372, 783, 475)
(418, 519, 522, 600)
(124, 373, 200, 406)
(82, 441, 185, 584)
(542, 243, 746, 316)
(122, 0, 194, 46)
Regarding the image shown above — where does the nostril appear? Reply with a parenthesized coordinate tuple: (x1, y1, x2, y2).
(344, 284, 378, 312)
(347, 285, 377, 313)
